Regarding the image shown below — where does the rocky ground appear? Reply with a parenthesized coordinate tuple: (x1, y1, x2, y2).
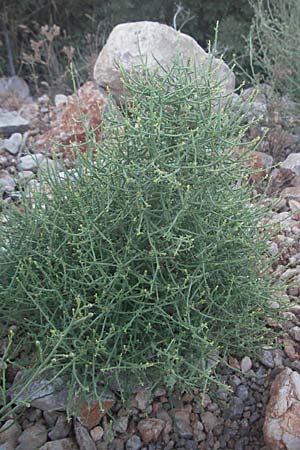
(1, 22, 300, 450)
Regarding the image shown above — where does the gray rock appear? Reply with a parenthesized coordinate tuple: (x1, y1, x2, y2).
(17, 153, 45, 171)
(135, 389, 152, 410)
(126, 435, 143, 450)
(235, 384, 249, 401)
(3, 133, 22, 155)
(0, 441, 18, 450)
(224, 397, 244, 419)
(17, 170, 35, 184)
(240, 356, 252, 373)
(0, 419, 22, 444)
(74, 421, 96, 450)
(113, 416, 129, 433)
(201, 411, 217, 433)
(0, 110, 29, 136)
(260, 349, 275, 368)
(16, 422, 47, 450)
(90, 426, 104, 442)
(39, 438, 79, 450)
(0, 76, 30, 100)
(281, 153, 300, 175)
(93, 22, 235, 103)
(0, 171, 16, 193)
(289, 326, 300, 342)
(48, 414, 72, 440)
(172, 409, 192, 439)
(10, 373, 68, 411)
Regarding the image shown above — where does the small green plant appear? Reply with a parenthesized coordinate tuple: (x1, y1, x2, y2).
(0, 58, 277, 412)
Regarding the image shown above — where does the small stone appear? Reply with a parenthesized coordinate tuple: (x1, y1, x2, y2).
(0, 171, 16, 193)
(17, 153, 45, 171)
(0, 110, 29, 136)
(74, 421, 96, 450)
(200, 411, 217, 433)
(224, 397, 244, 420)
(281, 153, 300, 174)
(55, 94, 68, 109)
(235, 385, 249, 401)
(192, 420, 206, 442)
(44, 411, 60, 427)
(137, 418, 165, 443)
(241, 356, 252, 373)
(135, 390, 152, 411)
(16, 422, 47, 449)
(17, 170, 35, 184)
(48, 414, 72, 440)
(153, 387, 166, 397)
(260, 349, 275, 368)
(268, 242, 279, 256)
(0, 419, 22, 444)
(290, 326, 300, 342)
(280, 268, 299, 281)
(228, 375, 242, 389)
(3, 133, 22, 155)
(171, 409, 192, 439)
(113, 416, 129, 434)
(126, 435, 142, 450)
(76, 394, 114, 430)
(39, 438, 79, 450)
(90, 426, 104, 442)
(156, 409, 172, 442)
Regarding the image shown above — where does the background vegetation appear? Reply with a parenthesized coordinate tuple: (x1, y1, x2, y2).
(0, 0, 253, 93)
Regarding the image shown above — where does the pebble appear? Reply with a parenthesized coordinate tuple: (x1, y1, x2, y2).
(0, 419, 22, 444)
(241, 357, 252, 373)
(48, 414, 72, 440)
(172, 409, 193, 439)
(201, 411, 218, 433)
(113, 416, 129, 434)
(74, 421, 96, 450)
(289, 326, 300, 341)
(90, 426, 104, 442)
(260, 349, 275, 368)
(39, 439, 79, 450)
(16, 422, 47, 449)
(236, 385, 249, 401)
(3, 133, 22, 155)
(126, 435, 143, 450)
(137, 419, 165, 444)
(224, 398, 244, 420)
(17, 153, 45, 171)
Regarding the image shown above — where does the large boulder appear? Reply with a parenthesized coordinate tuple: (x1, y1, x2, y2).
(263, 368, 300, 449)
(93, 21, 235, 102)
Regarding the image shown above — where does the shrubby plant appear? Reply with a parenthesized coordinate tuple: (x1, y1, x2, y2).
(0, 59, 276, 411)
(250, 0, 300, 102)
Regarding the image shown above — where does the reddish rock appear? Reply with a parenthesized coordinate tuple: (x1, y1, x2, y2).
(137, 418, 165, 443)
(76, 395, 115, 430)
(283, 337, 300, 362)
(34, 81, 110, 158)
(235, 148, 273, 183)
(264, 368, 300, 449)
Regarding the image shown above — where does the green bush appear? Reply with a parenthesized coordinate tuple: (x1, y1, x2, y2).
(0, 60, 276, 411)
(250, 0, 300, 102)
